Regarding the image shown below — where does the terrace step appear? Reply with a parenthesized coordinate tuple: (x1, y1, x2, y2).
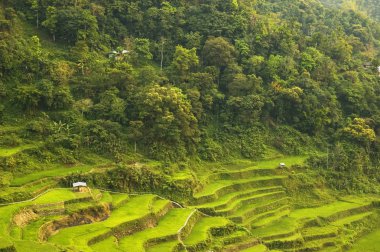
(289, 200, 373, 228)
(146, 240, 181, 252)
(264, 233, 304, 250)
(207, 167, 283, 181)
(249, 206, 291, 228)
(301, 225, 338, 241)
(118, 208, 194, 251)
(332, 211, 374, 227)
(193, 176, 287, 205)
(184, 216, 232, 251)
(222, 237, 261, 252)
(194, 186, 284, 212)
(49, 195, 171, 249)
(215, 191, 287, 217)
(251, 217, 298, 241)
(282, 237, 339, 252)
(229, 197, 289, 224)
(240, 244, 269, 252)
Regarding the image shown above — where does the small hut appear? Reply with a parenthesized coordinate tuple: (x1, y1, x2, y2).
(279, 163, 286, 168)
(363, 62, 372, 68)
(73, 182, 88, 192)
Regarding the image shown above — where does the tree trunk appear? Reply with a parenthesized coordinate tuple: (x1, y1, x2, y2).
(160, 40, 164, 71)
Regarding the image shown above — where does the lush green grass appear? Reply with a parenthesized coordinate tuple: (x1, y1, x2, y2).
(118, 208, 193, 251)
(253, 156, 308, 169)
(33, 189, 90, 204)
(195, 186, 283, 208)
(0, 144, 37, 157)
(216, 191, 285, 215)
(251, 217, 297, 238)
(13, 240, 60, 252)
(241, 244, 268, 252)
(184, 216, 230, 245)
(90, 236, 120, 252)
(349, 228, 380, 252)
(11, 161, 112, 186)
(194, 176, 286, 198)
(289, 199, 370, 220)
(230, 197, 288, 221)
(0, 204, 27, 238)
(301, 225, 338, 238)
(0, 237, 14, 249)
(49, 195, 162, 249)
(250, 206, 290, 227)
(146, 240, 180, 252)
(22, 215, 64, 241)
(333, 212, 373, 226)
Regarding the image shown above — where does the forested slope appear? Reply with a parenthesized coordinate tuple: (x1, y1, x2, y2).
(0, 0, 379, 199)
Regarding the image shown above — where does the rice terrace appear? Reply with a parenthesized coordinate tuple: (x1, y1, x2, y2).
(0, 0, 380, 251)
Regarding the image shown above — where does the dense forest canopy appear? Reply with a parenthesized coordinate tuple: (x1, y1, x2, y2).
(0, 0, 380, 191)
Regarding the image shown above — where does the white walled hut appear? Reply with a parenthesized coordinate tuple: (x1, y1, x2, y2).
(279, 163, 286, 168)
(73, 182, 88, 192)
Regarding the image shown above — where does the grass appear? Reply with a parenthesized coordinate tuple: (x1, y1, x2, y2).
(184, 216, 231, 245)
(253, 156, 308, 169)
(49, 195, 162, 249)
(13, 240, 60, 252)
(196, 186, 283, 208)
(349, 228, 380, 252)
(22, 215, 64, 241)
(289, 199, 370, 220)
(146, 240, 179, 252)
(241, 244, 268, 252)
(33, 189, 90, 204)
(11, 161, 112, 186)
(301, 225, 338, 238)
(230, 197, 288, 221)
(333, 211, 373, 226)
(194, 176, 286, 198)
(90, 236, 120, 252)
(0, 203, 28, 238)
(118, 208, 193, 251)
(216, 191, 286, 215)
(0, 144, 37, 157)
(250, 206, 290, 227)
(251, 217, 298, 238)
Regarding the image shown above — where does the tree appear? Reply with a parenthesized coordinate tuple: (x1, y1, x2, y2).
(342, 118, 376, 147)
(127, 120, 143, 153)
(91, 88, 126, 123)
(74, 98, 93, 116)
(203, 37, 236, 69)
(170, 45, 198, 81)
(13, 84, 42, 114)
(42, 6, 58, 41)
(131, 38, 153, 64)
(50, 60, 74, 85)
(136, 84, 199, 160)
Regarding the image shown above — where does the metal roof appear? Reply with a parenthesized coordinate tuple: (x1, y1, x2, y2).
(73, 182, 87, 187)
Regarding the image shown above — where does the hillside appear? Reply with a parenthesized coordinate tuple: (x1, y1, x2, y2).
(0, 0, 380, 251)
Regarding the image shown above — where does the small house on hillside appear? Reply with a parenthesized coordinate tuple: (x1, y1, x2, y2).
(279, 163, 286, 168)
(363, 62, 372, 68)
(73, 182, 88, 192)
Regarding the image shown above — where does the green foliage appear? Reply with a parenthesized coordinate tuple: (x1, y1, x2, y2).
(0, 172, 12, 188)
(0, 0, 379, 192)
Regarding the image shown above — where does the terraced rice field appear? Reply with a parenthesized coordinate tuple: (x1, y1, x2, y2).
(0, 157, 379, 251)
